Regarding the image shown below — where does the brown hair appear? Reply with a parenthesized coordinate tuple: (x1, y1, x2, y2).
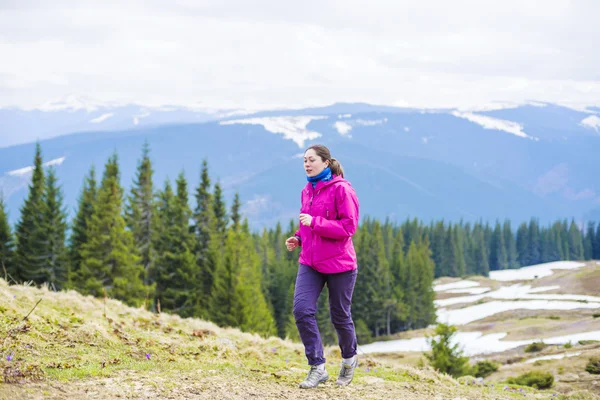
(305, 144, 344, 178)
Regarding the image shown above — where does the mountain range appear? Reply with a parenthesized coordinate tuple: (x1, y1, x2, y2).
(1, 99, 600, 229)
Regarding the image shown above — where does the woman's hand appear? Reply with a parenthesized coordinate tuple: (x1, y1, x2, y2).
(299, 213, 313, 227)
(285, 236, 300, 251)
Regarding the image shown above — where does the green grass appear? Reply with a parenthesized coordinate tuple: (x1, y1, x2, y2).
(0, 279, 587, 399)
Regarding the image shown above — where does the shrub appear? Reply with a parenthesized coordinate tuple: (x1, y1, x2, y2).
(506, 371, 554, 389)
(585, 356, 600, 375)
(579, 340, 600, 346)
(472, 360, 499, 378)
(425, 323, 470, 378)
(524, 341, 546, 353)
(593, 313, 600, 319)
(547, 315, 560, 320)
(564, 341, 573, 349)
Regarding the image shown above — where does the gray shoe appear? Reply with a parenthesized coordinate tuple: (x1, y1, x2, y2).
(299, 365, 329, 389)
(336, 357, 358, 386)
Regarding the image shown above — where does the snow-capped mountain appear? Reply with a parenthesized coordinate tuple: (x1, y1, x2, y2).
(1, 101, 599, 228)
(0, 95, 250, 148)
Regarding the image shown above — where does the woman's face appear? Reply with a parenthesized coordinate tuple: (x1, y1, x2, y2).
(304, 149, 329, 177)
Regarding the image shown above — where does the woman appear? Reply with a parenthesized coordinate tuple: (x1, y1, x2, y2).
(285, 144, 360, 389)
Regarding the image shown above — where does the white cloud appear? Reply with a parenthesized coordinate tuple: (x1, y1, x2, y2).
(220, 116, 327, 147)
(90, 112, 114, 123)
(581, 115, 600, 132)
(452, 111, 539, 140)
(0, 1, 599, 111)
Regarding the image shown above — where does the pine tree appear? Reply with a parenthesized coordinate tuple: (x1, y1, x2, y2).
(0, 193, 15, 282)
(425, 323, 470, 378)
(210, 228, 241, 327)
(594, 224, 600, 260)
(69, 166, 97, 289)
(529, 219, 541, 265)
(15, 143, 47, 283)
(125, 142, 156, 285)
(584, 222, 595, 260)
(79, 153, 150, 306)
(503, 220, 519, 269)
(567, 220, 584, 260)
(192, 159, 219, 316)
(430, 221, 446, 278)
(230, 191, 242, 231)
(416, 239, 436, 328)
(153, 173, 198, 316)
(213, 181, 228, 237)
(452, 225, 466, 277)
(516, 222, 529, 267)
(472, 226, 489, 277)
(41, 168, 68, 289)
(489, 222, 508, 271)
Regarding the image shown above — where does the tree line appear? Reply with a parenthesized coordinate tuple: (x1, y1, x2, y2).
(0, 143, 598, 343)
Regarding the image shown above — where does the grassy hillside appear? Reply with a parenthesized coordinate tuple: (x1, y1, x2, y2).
(0, 278, 581, 400)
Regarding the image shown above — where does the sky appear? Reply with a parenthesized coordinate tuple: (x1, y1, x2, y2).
(1, 0, 599, 111)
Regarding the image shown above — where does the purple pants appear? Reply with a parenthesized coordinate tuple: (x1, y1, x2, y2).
(293, 263, 358, 365)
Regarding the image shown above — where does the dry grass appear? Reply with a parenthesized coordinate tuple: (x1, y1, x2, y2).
(0, 279, 575, 399)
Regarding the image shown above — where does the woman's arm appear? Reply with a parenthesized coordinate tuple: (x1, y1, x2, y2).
(310, 184, 359, 239)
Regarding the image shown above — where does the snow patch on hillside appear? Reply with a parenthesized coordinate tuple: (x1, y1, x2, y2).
(489, 261, 586, 281)
(7, 157, 66, 177)
(581, 115, 600, 132)
(90, 113, 114, 123)
(220, 116, 327, 147)
(452, 111, 539, 141)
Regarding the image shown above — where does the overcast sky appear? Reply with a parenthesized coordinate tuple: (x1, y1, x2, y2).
(1, 0, 599, 111)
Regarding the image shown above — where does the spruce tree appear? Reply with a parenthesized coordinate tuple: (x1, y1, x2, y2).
(192, 159, 218, 316)
(567, 220, 584, 260)
(210, 228, 241, 327)
(213, 181, 228, 237)
(0, 193, 15, 282)
(594, 224, 600, 260)
(503, 220, 519, 269)
(79, 153, 149, 306)
(125, 142, 156, 285)
(529, 218, 541, 265)
(154, 173, 198, 316)
(430, 221, 446, 278)
(234, 224, 277, 337)
(489, 222, 508, 271)
(516, 222, 529, 266)
(15, 143, 47, 283)
(425, 323, 469, 378)
(69, 166, 97, 289)
(42, 168, 68, 289)
(230, 192, 241, 231)
(584, 222, 594, 260)
(472, 226, 489, 277)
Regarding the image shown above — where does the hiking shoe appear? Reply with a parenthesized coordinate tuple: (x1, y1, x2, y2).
(336, 356, 358, 386)
(299, 365, 329, 389)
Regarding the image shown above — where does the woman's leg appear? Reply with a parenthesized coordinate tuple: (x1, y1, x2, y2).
(326, 268, 358, 359)
(293, 264, 327, 365)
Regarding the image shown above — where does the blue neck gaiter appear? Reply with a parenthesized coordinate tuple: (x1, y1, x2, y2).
(307, 167, 332, 188)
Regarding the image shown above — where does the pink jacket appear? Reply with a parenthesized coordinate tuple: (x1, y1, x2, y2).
(295, 175, 359, 274)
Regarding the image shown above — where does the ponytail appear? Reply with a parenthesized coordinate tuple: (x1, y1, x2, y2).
(329, 157, 344, 178)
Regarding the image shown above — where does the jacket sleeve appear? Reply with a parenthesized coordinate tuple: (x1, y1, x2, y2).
(294, 191, 302, 246)
(310, 184, 359, 239)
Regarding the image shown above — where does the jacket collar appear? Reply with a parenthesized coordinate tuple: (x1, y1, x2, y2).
(304, 174, 344, 193)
